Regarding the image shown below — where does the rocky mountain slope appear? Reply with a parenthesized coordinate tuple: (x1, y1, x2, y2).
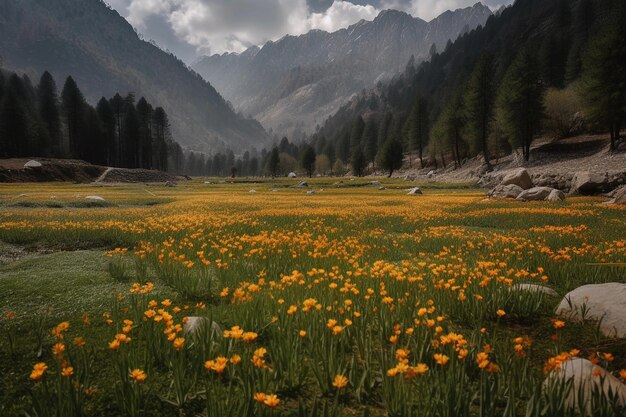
(193, 3, 492, 138)
(0, 0, 269, 153)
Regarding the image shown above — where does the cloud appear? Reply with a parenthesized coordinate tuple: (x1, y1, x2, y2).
(122, 0, 380, 55)
(380, 0, 511, 21)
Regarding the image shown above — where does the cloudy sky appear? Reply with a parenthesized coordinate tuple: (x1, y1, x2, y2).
(107, 0, 513, 63)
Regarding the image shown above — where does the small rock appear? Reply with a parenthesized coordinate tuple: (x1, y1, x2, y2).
(24, 160, 43, 168)
(516, 187, 555, 201)
(288, 172, 297, 178)
(249, 189, 257, 193)
(510, 284, 559, 297)
(306, 190, 316, 194)
(407, 187, 422, 195)
(544, 358, 626, 415)
(378, 186, 386, 190)
(271, 189, 278, 192)
(85, 195, 105, 202)
(165, 181, 177, 187)
(183, 317, 222, 338)
(204, 181, 212, 184)
(545, 189, 565, 202)
(427, 170, 435, 179)
(294, 181, 308, 188)
(489, 184, 524, 199)
(501, 168, 533, 190)
(556, 283, 626, 338)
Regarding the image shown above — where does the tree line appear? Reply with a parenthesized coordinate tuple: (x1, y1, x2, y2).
(0, 68, 181, 172)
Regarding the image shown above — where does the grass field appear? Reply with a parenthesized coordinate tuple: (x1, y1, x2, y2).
(1, 178, 625, 417)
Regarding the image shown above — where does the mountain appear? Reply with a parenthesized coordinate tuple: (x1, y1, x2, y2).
(192, 3, 492, 139)
(0, 0, 269, 153)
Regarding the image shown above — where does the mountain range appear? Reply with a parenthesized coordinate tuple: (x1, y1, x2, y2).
(192, 3, 492, 139)
(0, 0, 268, 153)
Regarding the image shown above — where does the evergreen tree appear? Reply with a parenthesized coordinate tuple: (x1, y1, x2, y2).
(497, 48, 545, 161)
(0, 75, 28, 157)
(379, 138, 403, 178)
(579, 3, 626, 151)
(405, 96, 429, 168)
(96, 98, 116, 165)
(268, 146, 280, 178)
(122, 100, 139, 167)
(431, 89, 466, 168)
(37, 71, 62, 156)
(565, 0, 594, 84)
(109, 94, 125, 165)
(349, 116, 365, 149)
(350, 146, 366, 177)
(464, 53, 496, 169)
(61, 76, 87, 158)
(336, 131, 351, 163)
(300, 144, 316, 178)
(323, 142, 335, 165)
(153, 107, 170, 171)
(362, 118, 378, 170)
(136, 97, 153, 169)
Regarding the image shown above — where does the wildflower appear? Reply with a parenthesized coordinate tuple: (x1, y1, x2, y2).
(173, 337, 185, 351)
(129, 369, 147, 382)
(332, 374, 348, 389)
(299, 330, 307, 337)
(553, 320, 566, 329)
(52, 343, 66, 357)
(496, 309, 506, 318)
(73, 337, 86, 348)
(395, 349, 410, 361)
(619, 370, 626, 380)
(6, 312, 15, 319)
(61, 367, 74, 378)
(434, 354, 449, 366)
(242, 332, 258, 342)
(30, 363, 48, 381)
(230, 355, 241, 365)
(263, 394, 280, 408)
(254, 392, 267, 403)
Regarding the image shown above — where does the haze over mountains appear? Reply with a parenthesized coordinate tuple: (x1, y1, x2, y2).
(0, 0, 268, 153)
(192, 3, 492, 139)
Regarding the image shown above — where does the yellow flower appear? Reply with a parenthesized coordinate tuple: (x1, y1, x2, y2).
(299, 330, 307, 337)
(619, 369, 626, 380)
(52, 343, 65, 357)
(230, 355, 241, 365)
(242, 332, 258, 342)
(553, 320, 566, 329)
(332, 374, 348, 389)
(496, 309, 506, 318)
(254, 392, 267, 403)
(61, 366, 74, 378)
(129, 369, 147, 382)
(73, 337, 86, 348)
(263, 394, 280, 408)
(30, 362, 48, 381)
(173, 337, 185, 351)
(434, 354, 449, 366)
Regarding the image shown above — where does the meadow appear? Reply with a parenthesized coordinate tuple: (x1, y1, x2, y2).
(0, 178, 625, 417)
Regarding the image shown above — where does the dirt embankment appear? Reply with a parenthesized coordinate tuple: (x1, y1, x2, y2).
(0, 159, 180, 184)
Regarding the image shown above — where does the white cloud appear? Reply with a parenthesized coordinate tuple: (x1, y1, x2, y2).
(122, 0, 380, 55)
(381, 0, 492, 21)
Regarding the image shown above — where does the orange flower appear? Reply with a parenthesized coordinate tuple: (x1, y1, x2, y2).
(254, 392, 267, 403)
(173, 337, 185, 351)
(553, 320, 566, 329)
(263, 394, 280, 408)
(496, 309, 506, 318)
(73, 337, 86, 348)
(30, 362, 48, 381)
(332, 374, 348, 389)
(61, 366, 74, 378)
(129, 369, 147, 382)
(434, 353, 449, 366)
(299, 330, 307, 337)
(52, 343, 65, 357)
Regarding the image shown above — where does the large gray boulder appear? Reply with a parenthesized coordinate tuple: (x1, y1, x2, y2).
(546, 189, 566, 202)
(516, 186, 554, 201)
(501, 168, 533, 190)
(556, 283, 626, 338)
(569, 171, 608, 195)
(544, 358, 626, 415)
(489, 184, 524, 199)
(24, 160, 43, 168)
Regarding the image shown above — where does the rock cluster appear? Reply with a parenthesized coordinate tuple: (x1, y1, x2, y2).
(488, 169, 565, 202)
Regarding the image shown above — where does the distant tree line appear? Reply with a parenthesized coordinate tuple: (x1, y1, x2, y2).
(0, 68, 182, 172)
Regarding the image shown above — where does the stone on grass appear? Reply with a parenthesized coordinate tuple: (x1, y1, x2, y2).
(407, 187, 422, 195)
(24, 160, 43, 168)
(501, 168, 533, 190)
(288, 172, 297, 178)
(183, 317, 222, 338)
(165, 181, 177, 187)
(306, 190, 316, 194)
(569, 171, 608, 195)
(516, 187, 555, 201)
(489, 184, 524, 199)
(546, 189, 566, 202)
(294, 181, 308, 188)
(544, 358, 626, 416)
(510, 284, 559, 297)
(427, 170, 435, 179)
(249, 189, 257, 193)
(555, 283, 626, 338)
(85, 195, 105, 202)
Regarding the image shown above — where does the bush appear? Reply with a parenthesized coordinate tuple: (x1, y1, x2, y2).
(544, 87, 585, 139)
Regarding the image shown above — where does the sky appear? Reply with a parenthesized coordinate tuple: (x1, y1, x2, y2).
(106, 0, 514, 63)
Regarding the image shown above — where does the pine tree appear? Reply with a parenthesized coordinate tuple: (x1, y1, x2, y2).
(153, 107, 170, 171)
(350, 146, 366, 177)
(96, 98, 116, 166)
(61, 76, 86, 158)
(464, 53, 496, 169)
(136, 97, 153, 169)
(268, 147, 280, 178)
(300, 144, 316, 178)
(406, 96, 429, 168)
(0, 75, 29, 157)
(37, 71, 62, 157)
(122, 99, 139, 167)
(497, 48, 545, 161)
(379, 138, 403, 178)
(431, 88, 466, 168)
(579, 3, 626, 151)
(109, 94, 125, 165)
(349, 116, 365, 149)
(362, 118, 378, 170)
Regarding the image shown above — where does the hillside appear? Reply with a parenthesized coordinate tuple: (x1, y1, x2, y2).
(0, 0, 269, 153)
(192, 3, 492, 138)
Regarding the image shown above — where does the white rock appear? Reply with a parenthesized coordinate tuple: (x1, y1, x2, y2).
(501, 168, 533, 190)
(427, 170, 435, 179)
(510, 284, 559, 297)
(546, 189, 566, 202)
(306, 190, 316, 194)
(545, 358, 626, 415)
(407, 187, 423, 195)
(556, 283, 626, 338)
(183, 317, 222, 338)
(248, 189, 257, 193)
(85, 195, 105, 202)
(516, 186, 555, 201)
(489, 184, 524, 199)
(288, 172, 297, 178)
(24, 160, 43, 168)
(294, 181, 308, 188)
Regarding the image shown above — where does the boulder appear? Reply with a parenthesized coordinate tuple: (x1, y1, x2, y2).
(501, 168, 533, 190)
(407, 187, 423, 195)
(556, 283, 626, 338)
(378, 186, 386, 190)
(510, 284, 559, 297)
(288, 172, 297, 178)
(516, 187, 555, 201)
(546, 189, 566, 202)
(569, 171, 608, 195)
(545, 358, 626, 415)
(24, 160, 43, 168)
(294, 181, 308, 188)
(606, 186, 626, 205)
(427, 170, 435, 179)
(85, 195, 105, 202)
(489, 184, 524, 199)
